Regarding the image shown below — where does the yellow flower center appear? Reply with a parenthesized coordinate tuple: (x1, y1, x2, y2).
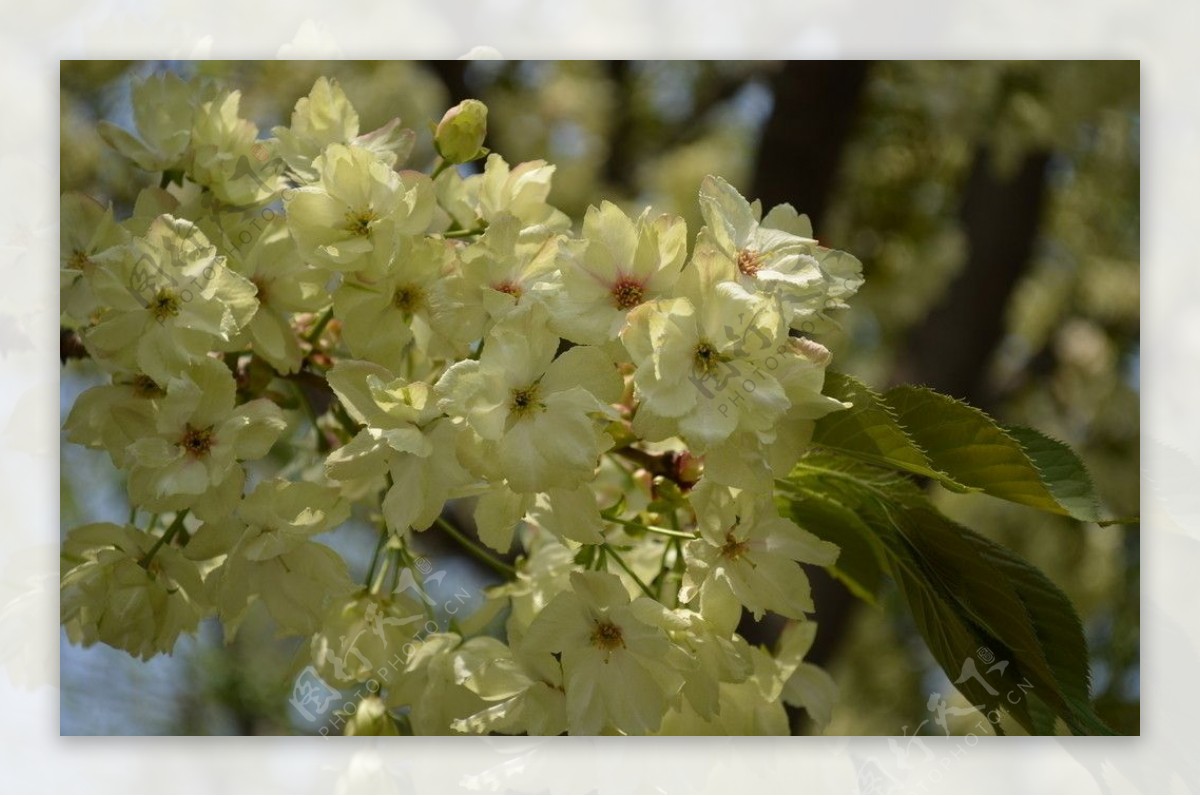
(590, 619, 625, 653)
(720, 531, 751, 561)
(179, 424, 215, 458)
(393, 283, 425, 315)
(149, 289, 182, 322)
(736, 248, 762, 277)
(68, 249, 93, 272)
(611, 277, 645, 310)
(693, 341, 722, 374)
(510, 383, 543, 417)
(343, 208, 379, 237)
(131, 374, 165, 399)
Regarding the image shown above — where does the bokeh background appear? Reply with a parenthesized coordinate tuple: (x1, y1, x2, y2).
(59, 60, 1140, 736)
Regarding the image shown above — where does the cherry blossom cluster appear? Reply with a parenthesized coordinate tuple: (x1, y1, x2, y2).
(61, 73, 862, 734)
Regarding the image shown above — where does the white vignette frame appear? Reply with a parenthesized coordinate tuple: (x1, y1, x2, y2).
(0, 1, 1190, 792)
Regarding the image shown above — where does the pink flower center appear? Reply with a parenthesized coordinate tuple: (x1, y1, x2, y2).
(492, 280, 523, 299)
(736, 248, 762, 277)
(611, 276, 645, 310)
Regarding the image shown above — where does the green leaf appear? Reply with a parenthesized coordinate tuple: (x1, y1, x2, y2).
(780, 452, 1115, 735)
(891, 500, 1110, 735)
(782, 487, 884, 604)
(1002, 425, 1101, 523)
(884, 385, 1106, 522)
(812, 373, 972, 491)
(812, 374, 1123, 523)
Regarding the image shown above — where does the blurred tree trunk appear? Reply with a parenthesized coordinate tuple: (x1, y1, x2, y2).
(604, 61, 635, 194)
(424, 61, 470, 105)
(752, 61, 871, 229)
(896, 149, 1052, 410)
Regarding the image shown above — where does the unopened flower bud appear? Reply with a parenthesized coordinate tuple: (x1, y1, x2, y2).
(672, 451, 704, 490)
(343, 695, 400, 736)
(791, 337, 832, 367)
(435, 99, 488, 164)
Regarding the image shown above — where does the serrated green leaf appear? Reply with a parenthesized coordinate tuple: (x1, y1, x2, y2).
(1002, 425, 1102, 523)
(812, 373, 973, 491)
(889, 500, 1114, 735)
(814, 375, 1125, 522)
(884, 385, 1104, 522)
(779, 452, 1115, 735)
(979, 535, 1113, 735)
(1026, 692, 1062, 736)
(882, 529, 1036, 732)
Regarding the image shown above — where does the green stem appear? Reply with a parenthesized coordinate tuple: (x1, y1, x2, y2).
(602, 544, 656, 599)
(434, 516, 515, 578)
(430, 158, 454, 180)
(370, 547, 393, 594)
(306, 307, 334, 345)
(605, 451, 635, 478)
(395, 545, 436, 620)
(780, 461, 877, 491)
(606, 515, 696, 540)
(442, 226, 487, 239)
(332, 401, 359, 439)
(387, 546, 404, 594)
(138, 509, 189, 569)
(655, 538, 674, 600)
(364, 528, 389, 588)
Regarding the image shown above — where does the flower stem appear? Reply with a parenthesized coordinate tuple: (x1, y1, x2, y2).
(602, 544, 655, 599)
(442, 226, 487, 240)
(138, 509, 189, 569)
(364, 527, 389, 589)
(306, 307, 334, 345)
(332, 401, 359, 438)
(606, 515, 696, 540)
(434, 516, 516, 578)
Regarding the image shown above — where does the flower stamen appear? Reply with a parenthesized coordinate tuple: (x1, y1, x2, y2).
(736, 248, 762, 278)
(590, 619, 625, 653)
(178, 424, 215, 458)
(492, 280, 523, 299)
(510, 383, 543, 417)
(343, 208, 379, 236)
(720, 531, 751, 562)
(392, 283, 425, 315)
(68, 249, 93, 273)
(611, 276, 645, 310)
(149, 289, 182, 322)
(693, 341, 722, 374)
